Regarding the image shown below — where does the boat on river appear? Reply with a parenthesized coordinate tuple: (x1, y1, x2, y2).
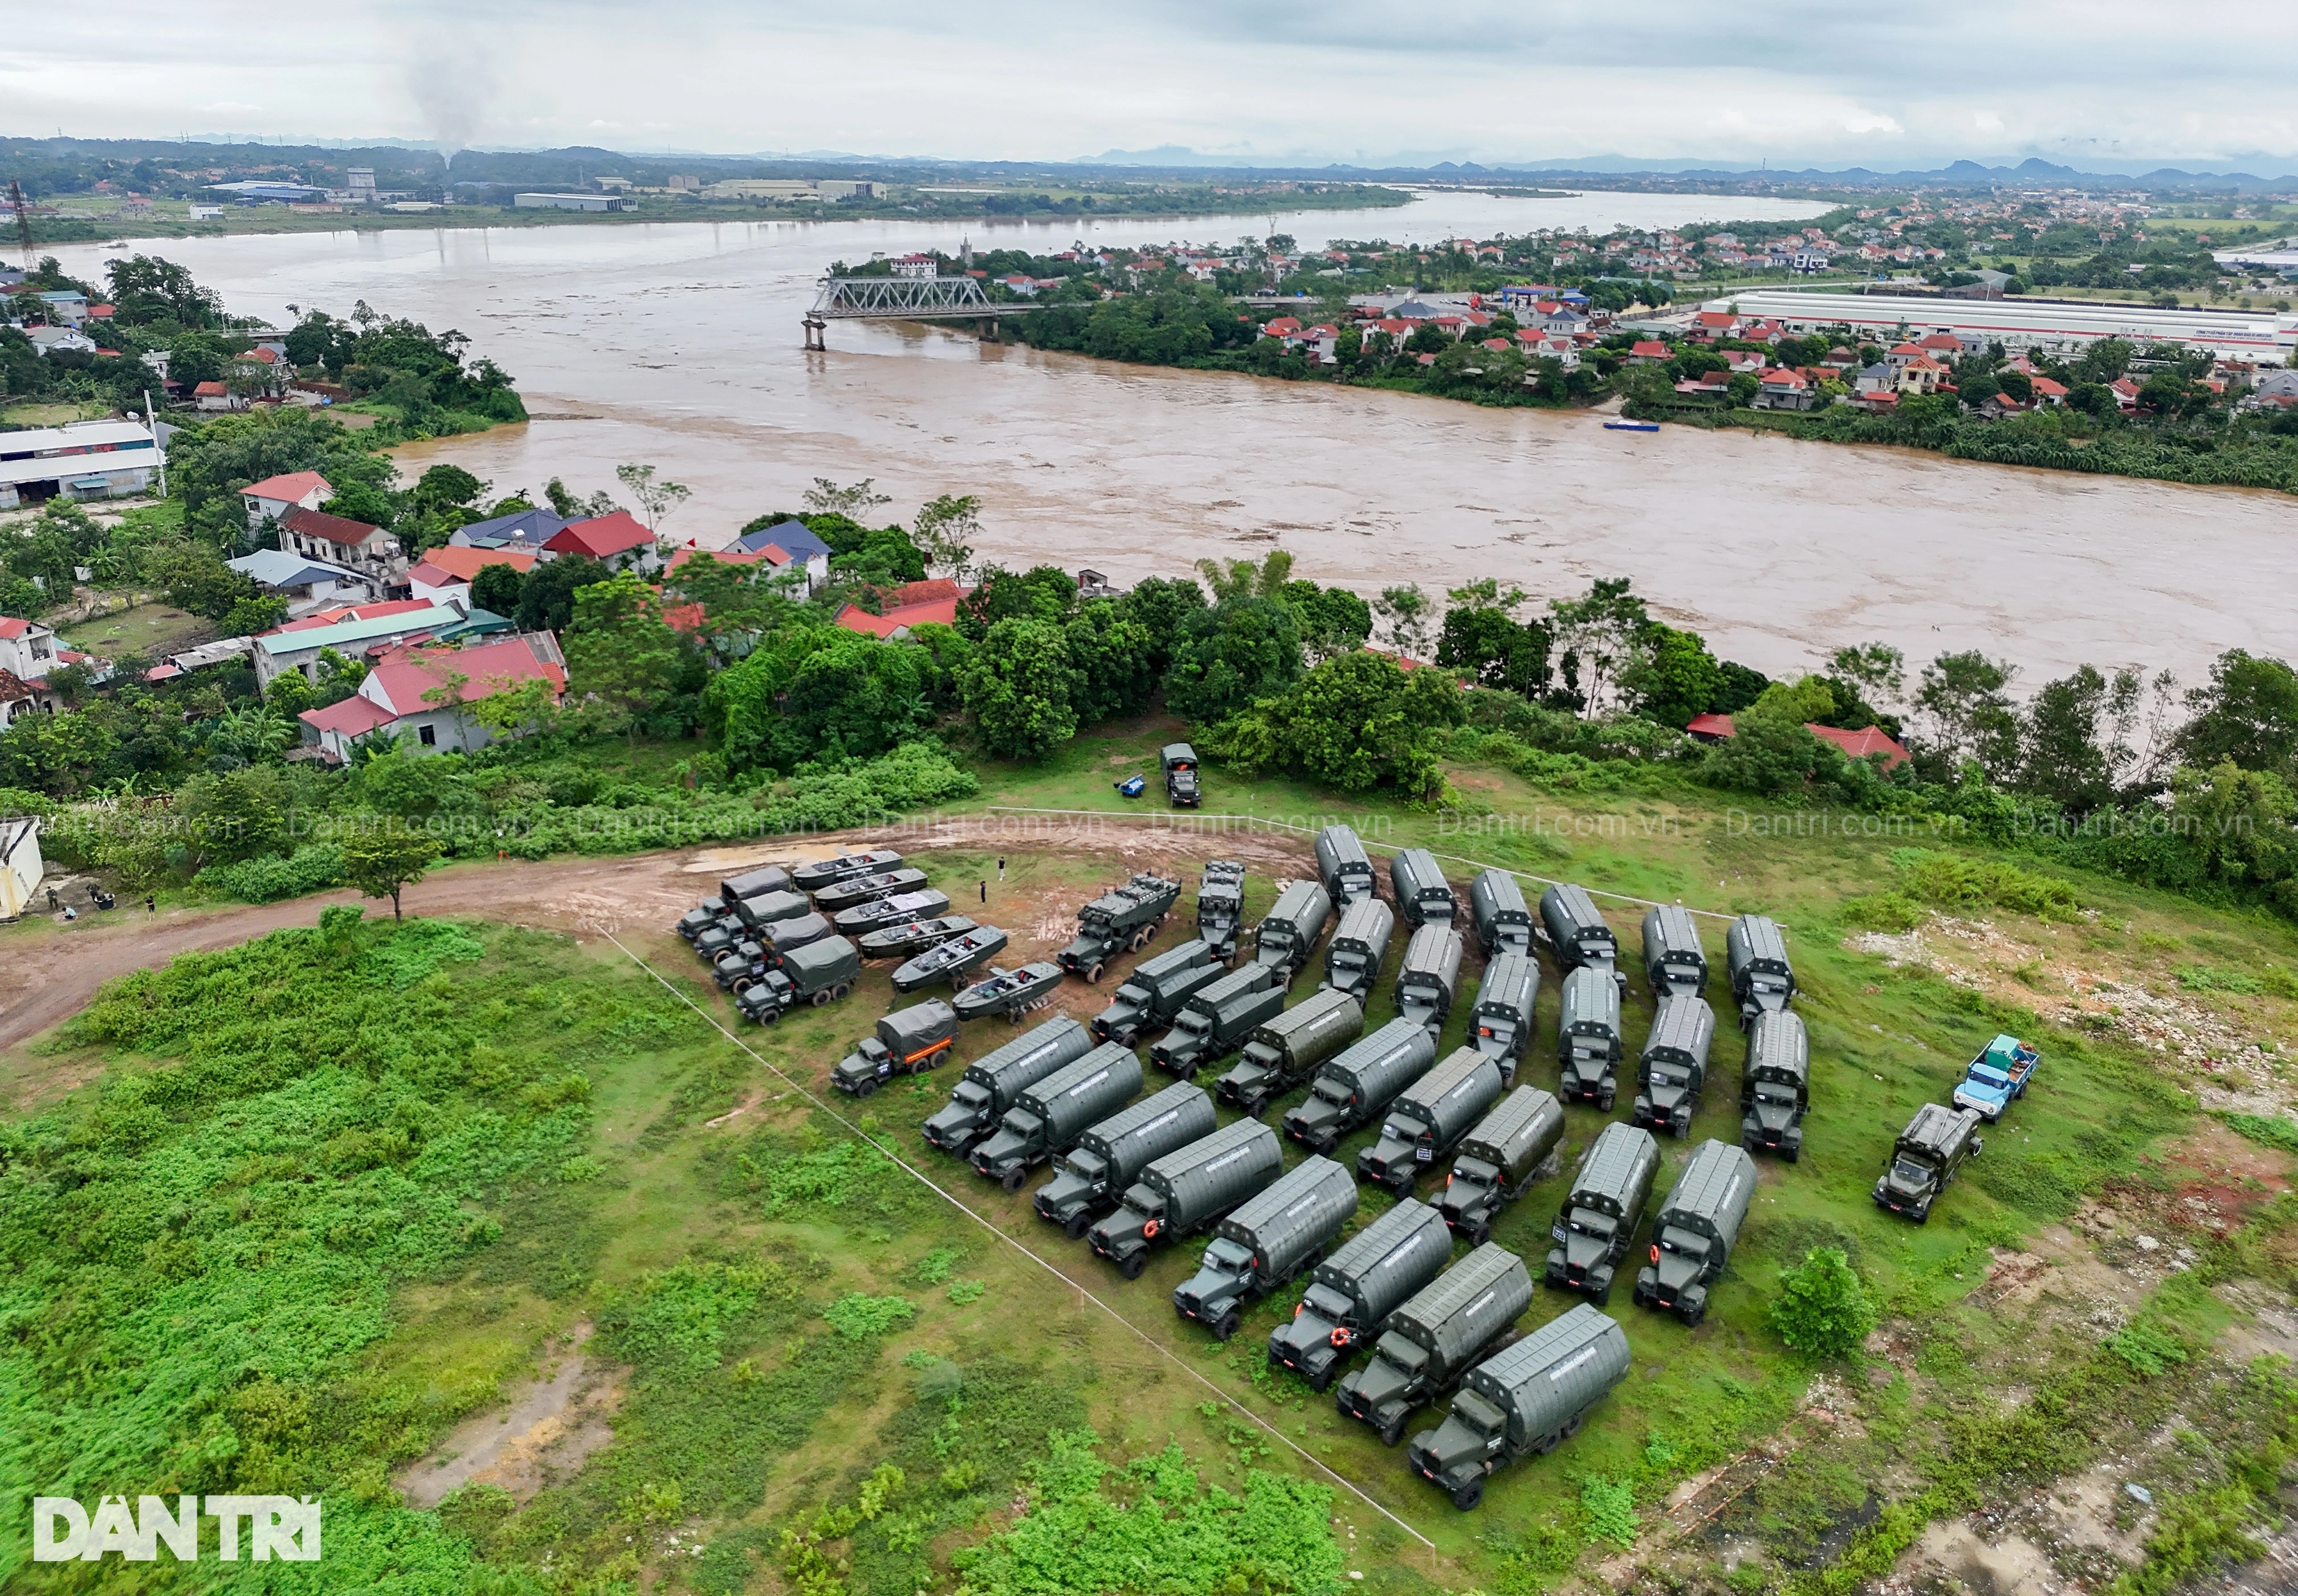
(1602, 419, 1660, 432)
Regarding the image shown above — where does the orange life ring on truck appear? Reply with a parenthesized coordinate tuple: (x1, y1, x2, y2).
(1329, 1327, 1354, 1348)
(1143, 1218, 1160, 1238)
(1650, 1243, 1661, 1263)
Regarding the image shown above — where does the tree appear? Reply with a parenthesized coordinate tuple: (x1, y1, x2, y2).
(616, 462, 691, 533)
(1195, 551, 1294, 605)
(1220, 650, 1466, 800)
(563, 574, 683, 745)
(1115, 575, 1207, 676)
(323, 479, 396, 529)
(1627, 624, 1724, 729)
(912, 493, 981, 574)
(1436, 582, 1551, 697)
(1914, 650, 2022, 781)
(960, 618, 1079, 760)
(1163, 597, 1303, 725)
(955, 564, 1076, 640)
(2016, 664, 2152, 815)
(412, 463, 487, 513)
(468, 561, 525, 619)
(1064, 601, 1156, 725)
(1827, 643, 1906, 712)
(342, 828, 442, 921)
(803, 478, 893, 518)
(1768, 1248, 1875, 1360)
(104, 254, 223, 328)
(2174, 650, 2298, 779)
(515, 553, 612, 633)
(1374, 583, 1434, 661)
(1549, 578, 1652, 717)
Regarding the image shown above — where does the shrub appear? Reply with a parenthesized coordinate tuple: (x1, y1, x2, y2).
(1769, 1247, 1875, 1360)
(1580, 1475, 1637, 1546)
(195, 842, 347, 903)
(2106, 1322, 2189, 1378)
(824, 1292, 917, 1338)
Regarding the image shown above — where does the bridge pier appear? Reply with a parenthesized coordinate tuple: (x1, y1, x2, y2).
(801, 315, 827, 351)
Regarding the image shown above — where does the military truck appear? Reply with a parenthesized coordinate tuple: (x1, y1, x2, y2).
(1390, 849, 1456, 929)
(1541, 884, 1625, 991)
(792, 850, 903, 894)
(1282, 1018, 1439, 1157)
(1034, 1082, 1217, 1238)
(1726, 915, 1796, 1027)
(1088, 1119, 1285, 1280)
(1058, 873, 1182, 982)
(1409, 1304, 1631, 1510)
(1252, 880, 1334, 979)
(890, 925, 1012, 993)
(1197, 861, 1247, 962)
(1321, 898, 1396, 1003)
(858, 914, 978, 962)
(710, 912, 834, 990)
(677, 893, 732, 942)
(1873, 1104, 1984, 1223)
(1632, 995, 1717, 1139)
(922, 1017, 1095, 1155)
(830, 1001, 961, 1097)
(1556, 966, 1625, 1109)
(694, 888, 810, 961)
(1436, 1087, 1566, 1244)
(1740, 1010, 1810, 1161)
(1162, 742, 1201, 807)
(1633, 1139, 1755, 1325)
(1092, 939, 1225, 1047)
(1268, 1199, 1452, 1392)
(1469, 869, 1534, 957)
(1467, 950, 1540, 1087)
(1174, 1156, 1359, 1340)
(1150, 960, 1285, 1078)
(1315, 826, 1379, 908)
(952, 961, 1065, 1023)
(1546, 1121, 1660, 1304)
(971, 1042, 1144, 1191)
(1641, 904, 1709, 998)
(814, 867, 932, 914)
(833, 888, 954, 933)
(1336, 1243, 1534, 1447)
(734, 936, 863, 1024)
(1216, 987, 1366, 1118)
(1394, 924, 1466, 1038)
(676, 865, 793, 938)
(1357, 1047, 1507, 1197)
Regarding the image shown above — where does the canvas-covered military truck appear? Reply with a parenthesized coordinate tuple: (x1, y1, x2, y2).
(952, 961, 1065, 1023)
(1162, 742, 1201, 807)
(1470, 869, 1534, 957)
(814, 867, 932, 914)
(1632, 995, 1717, 1138)
(1150, 960, 1285, 1078)
(1173, 1156, 1359, 1340)
(1322, 898, 1395, 1004)
(833, 888, 954, 933)
(1409, 1303, 1630, 1510)
(1394, 924, 1466, 1038)
(1197, 860, 1246, 961)
(1436, 1087, 1566, 1244)
(1253, 880, 1334, 979)
(1216, 987, 1366, 1118)
(678, 866, 794, 937)
(1282, 1017, 1439, 1157)
(1034, 1082, 1216, 1238)
(1727, 914, 1796, 1027)
(1087, 1119, 1284, 1280)
(1268, 1198, 1452, 1391)
(1541, 884, 1625, 991)
(1468, 950, 1539, 1087)
(792, 850, 903, 894)
(1557, 966, 1625, 1109)
(831, 1001, 961, 1097)
(921, 1017, 1094, 1154)
(1336, 1243, 1534, 1447)
(1633, 1139, 1755, 1325)
(1546, 1122, 1660, 1305)
(694, 887, 810, 960)
(971, 1042, 1143, 1190)
(677, 893, 731, 942)
(1315, 826, 1379, 908)
(1058, 873, 1183, 982)
(1873, 1104, 1983, 1223)
(858, 914, 978, 962)
(1356, 1046, 1506, 1197)
(1092, 939, 1224, 1047)
(1390, 848, 1456, 929)
(1641, 904, 1709, 997)
(890, 925, 1012, 993)
(734, 936, 862, 1024)
(1741, 1010, 1810, 1160)
(711, 912, 834, 990)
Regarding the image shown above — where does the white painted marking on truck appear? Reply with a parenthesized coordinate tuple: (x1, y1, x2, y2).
(1061, 1069, 1113, 1099)
(1549, 1344, 1600, 1382)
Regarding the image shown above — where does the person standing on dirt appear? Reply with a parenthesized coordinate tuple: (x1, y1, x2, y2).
(146, 895, 156, 915)
(979, 880, 988, 904)
(46, 887, 58, 912)
(997, 856, 1006, 881)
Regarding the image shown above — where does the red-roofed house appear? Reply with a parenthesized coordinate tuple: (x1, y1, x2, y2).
(243, 471, 333, 531)
(0, 615, 113, 724)
(1752, 367, 1815, 411)
(408, 544, 539, 607)
(1688, 310, 1738, 341)
(833, 591, 963, 640)
(297, 633, 568, 761)
(192, 380, 244, 413)
(1685, 713, 1909, 770)
(544, 510, 661, 573)
(664, 544, 777, 576)
(276, 504, 405, 590)
(2029, 375, 2068, 407)
(1626, 340, 1672, 364)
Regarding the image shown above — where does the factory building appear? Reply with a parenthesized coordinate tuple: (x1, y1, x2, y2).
(1701, 290, 2297, 365)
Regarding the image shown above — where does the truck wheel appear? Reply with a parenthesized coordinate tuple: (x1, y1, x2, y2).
(1450, 1480, 1485, 1512)
(1001, 1166, 1028, 1194)
(1562, 1415, 1583, 1439)
(1085, 961, 1105, 985)
(1784, 1145, 1800, 1165)
(1310, 1366, 1337, 1394)
(1537, 1430, 1562, 1455)
(832, 983, 851, 1001)
(854, 1077, 878, 1099)
(1598, 1091, 1616, 1112)
(1119, 1252, 1147, 1281)
(1212, 1309, 1241, 1342)
(1631, 1279, 1649, 1308)
(1378, 1417, 1407, 1448)
(1064, 1211, 1093, 1240)
(1914, 1202, 1932, 1225)
(811, 989, 832, 1008)
(756, 1006, 780, 1025)
(1314, 1134, 1338, 1158)
(1591, 1279, 1612, 1307)
(1389, 1173, 1414, 1199)
(732, 975, 755, 994)
(1684, 1300, 1708, 1328)
(1468, 1220, 1491, 1247)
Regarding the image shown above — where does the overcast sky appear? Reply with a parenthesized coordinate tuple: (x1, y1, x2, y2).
(9, 0, 2296, 172)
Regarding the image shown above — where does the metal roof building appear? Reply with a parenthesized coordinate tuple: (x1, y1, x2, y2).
(1700, 290, 2297, 364)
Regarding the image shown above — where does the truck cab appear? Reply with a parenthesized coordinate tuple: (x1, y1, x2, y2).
(1873, 1104, 1983, 1222)
(1953, 1034, 2039, 1123)
(1162, 742, 1201, 807)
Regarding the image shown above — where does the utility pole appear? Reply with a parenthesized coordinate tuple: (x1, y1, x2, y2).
(145, 391, 165, 496)
(10, 179, 34, 271)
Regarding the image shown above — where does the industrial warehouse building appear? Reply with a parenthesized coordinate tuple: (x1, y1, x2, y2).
(0, 419, 160, 509)
(514, 193, 626, 212)
(1701, 291, 2297, 365)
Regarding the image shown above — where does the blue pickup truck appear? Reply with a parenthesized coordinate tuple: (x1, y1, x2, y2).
(1952, 1034, 2039, 1122)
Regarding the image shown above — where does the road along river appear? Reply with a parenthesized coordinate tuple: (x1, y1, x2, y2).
(50, 191, 2297, 685)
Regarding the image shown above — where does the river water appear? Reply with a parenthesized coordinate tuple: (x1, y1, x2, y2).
(50, 191, 2297, 687)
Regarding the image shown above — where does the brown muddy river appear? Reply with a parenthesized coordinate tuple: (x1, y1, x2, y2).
(53, 194, 2295, 685)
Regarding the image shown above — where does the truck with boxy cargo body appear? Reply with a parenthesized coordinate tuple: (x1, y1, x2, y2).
(1556, 966, 1625, 1109)
(1216, 987, 1365, 1118)
(1087, 1119, 1285, 1279)
(1197, 860, 1246, 961)
(1321, 897, 1395, 1004)
(1092, 939, 1225, 1047)
(1873, 1103, 1984, 1223)
(1642, 904, 1709, 998)
(921, 1017, 1094, 1155)
(1727, 914, 1796, 1027)
(1267, 1198, 1452, 1391)
(1467, 951, 1539, 1087)
(1633, 1138, 1755, 1325)
(1149, 960, 1286, 1078)
(1253, 880, 1333, 979)
(1315, 826, 1378, 908)
(1394, 924, 1466, 1038)
(971, 1042, 1143, 1190)
(733, 936, 862, 1023)
(1173, 1156, 1359, 1339)
(1281, 1017, 1439, 1157)
(1409, 1303, 1631, 1510)
(1356, 1046, 1507, 1197)
(1336, 1242, 1534, 1447)
(1740, 1009, 1810, 1160)
(792, 850, 903, 895)
(1390, 848, 1456, 929)
(1632, 995, 1717, 1138)
(1546, 1122, 1660, 1305)
(1034, 1081, 1217, 1238)
(1541, 884, 1625, 992)
(1058, 873, 1183, 982)
(1470, 869, 1534, 957)
(1436, 1087, 1566, 1244)
(830, 1001, 961, 1096)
